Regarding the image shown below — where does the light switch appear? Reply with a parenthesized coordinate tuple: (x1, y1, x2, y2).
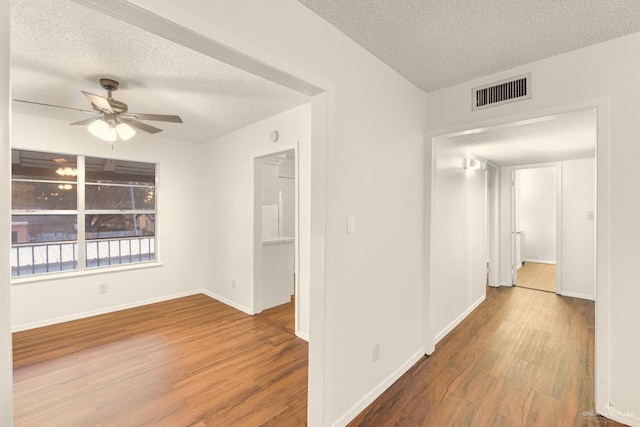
(587, 211, 595, 221)
(347, 214, 356, 233)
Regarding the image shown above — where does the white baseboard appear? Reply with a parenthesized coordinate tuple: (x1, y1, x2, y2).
(12, 289, 202, 332)
(600, 405, 640, 427)
(435, 294, 486, 344)
(331, 349, 425, 427)
(524, 259, 556, 265)
(201, 290, 253, 315)
(561, 291, 595, 301)
(499, 281, 511, 287)
(296, 330, 309, 342)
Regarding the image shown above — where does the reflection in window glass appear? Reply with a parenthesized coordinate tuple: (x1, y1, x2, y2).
(85, 157, 155, 185)
(85, 214, 155, 239)
(12, 215, 77, 244)
(12, 181, 77, 210)
(85, 185, 154, 210)
(12, 150, 78, 182)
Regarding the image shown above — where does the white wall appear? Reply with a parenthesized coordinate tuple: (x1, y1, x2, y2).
(10, 112, 203, 329)
(516, 167, 557, 264)
(431, 143, 486, 341)
(427, 32, 640, 423)
(199, 104, 311, 336)
(128, 2, 428, 424)
(0, 2, 13, 423)
(562, 158, 595, 300)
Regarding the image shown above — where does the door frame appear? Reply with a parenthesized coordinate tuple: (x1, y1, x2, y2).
(507, 163, 562, 292)
(425, 98, 609, 414)
(253, 148, 300, 333)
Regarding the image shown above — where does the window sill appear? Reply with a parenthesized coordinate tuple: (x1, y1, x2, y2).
(11, 261, 164, 286)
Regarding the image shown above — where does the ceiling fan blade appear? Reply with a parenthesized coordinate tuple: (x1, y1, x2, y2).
(69, 116, 102, 126)
(13, 99, 98, 114)
(121, 113, 183, 123)
(120, 118, 163, 134)
(81, 91, 113, 113)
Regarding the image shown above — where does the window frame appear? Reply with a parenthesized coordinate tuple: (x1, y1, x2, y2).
(11, 150, 160, 282)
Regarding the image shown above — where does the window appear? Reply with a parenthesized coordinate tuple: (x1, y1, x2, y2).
(11, 149, 157, 278)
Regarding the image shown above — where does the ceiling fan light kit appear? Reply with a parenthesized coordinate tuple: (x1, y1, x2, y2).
(116, 122, 136, 141)
(15, 78, 183, 142)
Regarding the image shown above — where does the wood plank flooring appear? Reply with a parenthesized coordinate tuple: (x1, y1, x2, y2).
(14, 288, 617, 426)
(13, 294, 308, 426)
(256, 297, 295, 336)
(517, 261, 556, 293)
(350, 286, 622, 427)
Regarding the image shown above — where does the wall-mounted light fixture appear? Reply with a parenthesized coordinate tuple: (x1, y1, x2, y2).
(463, 157, 487, 170)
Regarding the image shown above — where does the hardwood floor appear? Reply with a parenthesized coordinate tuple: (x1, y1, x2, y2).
(13, 294, 308, 426)
(350, 286, 622, 427)
(256, 297, 295, 336)
(14, 288, 618, 426)
(517, 261, 556, 293)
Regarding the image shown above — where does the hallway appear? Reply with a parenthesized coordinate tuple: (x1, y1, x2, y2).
(351, 287, 619, 426)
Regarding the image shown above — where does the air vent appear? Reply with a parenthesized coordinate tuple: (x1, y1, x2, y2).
(472, 73, 531, 111)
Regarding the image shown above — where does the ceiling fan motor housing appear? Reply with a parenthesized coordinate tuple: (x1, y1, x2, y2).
(99, 78, 120, 92)
(94, 78, 128, 113)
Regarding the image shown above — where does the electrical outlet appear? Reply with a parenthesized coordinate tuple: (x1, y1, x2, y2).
(98, 283, 108, 294)
(232, 279, 236, 289)
(372, 342, 381, 363)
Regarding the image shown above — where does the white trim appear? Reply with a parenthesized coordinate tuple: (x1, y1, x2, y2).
(524, 259, 556, 265)
(202, 290, 254, 315)
(435, 294, 486, 344)
(12, 289, 201, 332)
(331, 350, 425, 427)
(296, 330, 309, 342)
(600, 405, 640, 427)
(11, 261, 163, 285)
(561, 291, 595, 301)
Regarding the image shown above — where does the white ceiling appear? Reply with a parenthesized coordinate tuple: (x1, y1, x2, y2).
(298, 0, 640, 92)
(10, 0, 310, 143)
(443, 108, 596, 167)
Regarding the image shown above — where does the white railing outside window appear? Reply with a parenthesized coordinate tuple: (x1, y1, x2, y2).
(11, 236, 156, 277)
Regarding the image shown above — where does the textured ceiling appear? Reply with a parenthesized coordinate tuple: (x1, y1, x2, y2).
(11, 0, 309, 143)
(298, 0, 640, 92)
(444, 108, 596, 166)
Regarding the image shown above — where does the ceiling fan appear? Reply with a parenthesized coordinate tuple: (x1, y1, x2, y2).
(14, 78, 183, 142)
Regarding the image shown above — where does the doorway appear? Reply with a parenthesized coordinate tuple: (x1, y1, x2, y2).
(429, 102, 607, 415)
(254, 149, 297, 335)
(511, 165, 559, 293)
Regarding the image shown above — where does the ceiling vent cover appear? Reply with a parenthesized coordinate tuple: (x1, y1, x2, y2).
(472, 73, 531, 111)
